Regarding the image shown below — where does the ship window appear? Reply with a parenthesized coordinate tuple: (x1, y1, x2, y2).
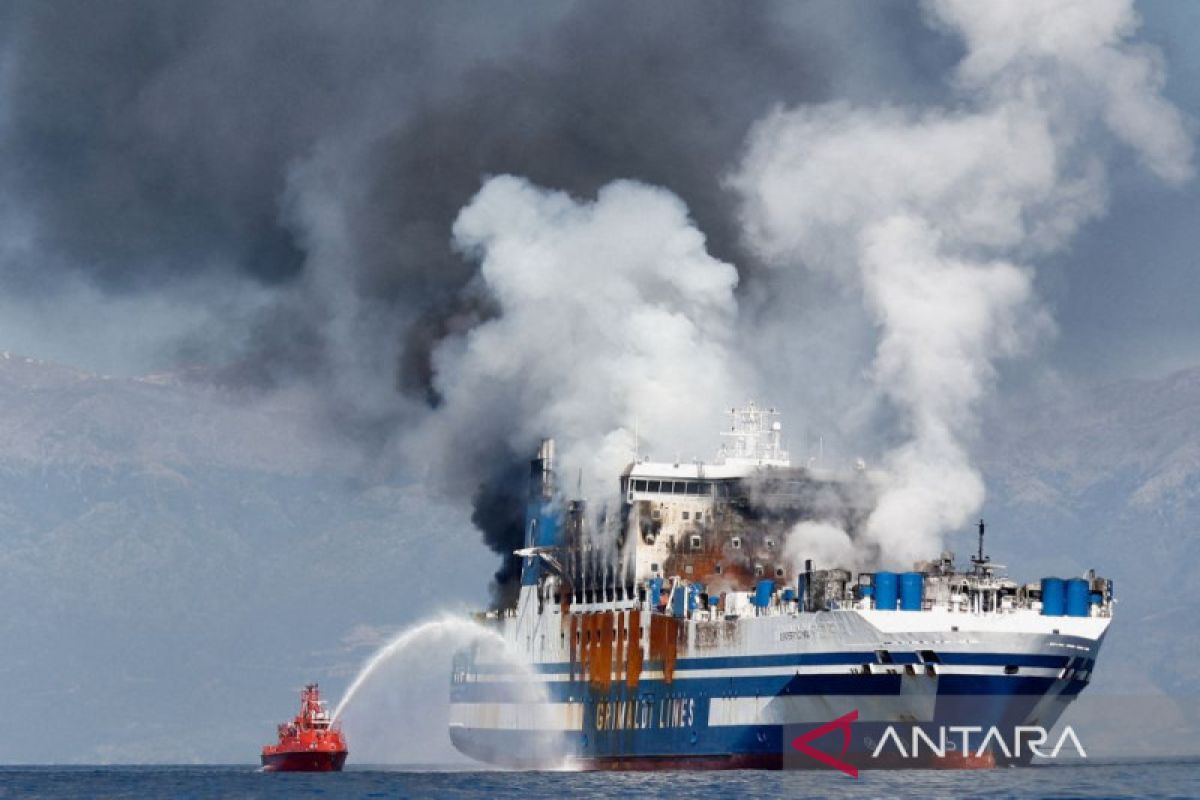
(634, 479, 646, 491)
(673, 481, 685, 494)
(714, 563, 722, 574)
(651, 509, 661, 520)
(1004, 665, 1020, 675)
(731, 537, 742, 550)
(647, 480, 660, 492)
(766, 538, 775, 549)
(754, 564, 764, 576)
(690, 535, 702, 549)
(682, 511, 690, 520)
(686, 482, 699, 494)
(775, 567, 785, 578)
(918, 650, 941, 664)
(650, 563, 659, 573)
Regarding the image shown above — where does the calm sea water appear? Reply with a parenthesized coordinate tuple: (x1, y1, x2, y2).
(1, 762, 1197, 800)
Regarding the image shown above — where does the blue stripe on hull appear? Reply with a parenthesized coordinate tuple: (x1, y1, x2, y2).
(452, 672, 914, 703)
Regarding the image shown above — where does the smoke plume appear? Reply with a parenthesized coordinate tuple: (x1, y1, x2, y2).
(409, 176, 743, 598)
(0, 1, 1193, 590)
(731, 0, 1193, 568)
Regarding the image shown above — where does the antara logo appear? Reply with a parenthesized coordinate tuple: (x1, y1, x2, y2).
(790, 710, 1087, 777)
(871, 724, 1087, 761)
(790, 709, 859, 778)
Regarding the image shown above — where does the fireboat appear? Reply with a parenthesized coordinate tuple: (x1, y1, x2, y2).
(260, 683, 348, 772)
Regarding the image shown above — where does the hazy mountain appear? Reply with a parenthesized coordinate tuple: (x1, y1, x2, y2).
(0, 353, 494, 763)
(978, 366, 1200, 697)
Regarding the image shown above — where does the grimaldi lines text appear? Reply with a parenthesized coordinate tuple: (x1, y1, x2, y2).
(448, 404, 1112, 770)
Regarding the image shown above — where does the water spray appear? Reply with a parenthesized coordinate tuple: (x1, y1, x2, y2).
(331, 614, 507, 722)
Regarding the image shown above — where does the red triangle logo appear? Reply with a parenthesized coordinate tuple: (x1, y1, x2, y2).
(790, 709, 859, 777)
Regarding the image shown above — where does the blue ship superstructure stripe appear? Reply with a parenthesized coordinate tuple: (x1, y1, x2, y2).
(466, 649, 1085, 675)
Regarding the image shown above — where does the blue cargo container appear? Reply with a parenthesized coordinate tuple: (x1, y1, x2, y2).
(754, 580, 774, 608)
(1041, 577, 1065, 616)
(1066, 578, 1090, 617)
(900, 572, 924, 611)
(875, 572, 898, 610)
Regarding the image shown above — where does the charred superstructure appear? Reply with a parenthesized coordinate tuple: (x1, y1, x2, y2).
(450, 404, 1113, 770)
(533, 405, 877, 607)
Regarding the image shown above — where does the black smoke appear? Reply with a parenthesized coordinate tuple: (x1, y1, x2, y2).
(470, 458, 531, 608)
(0, 1, 936, 603)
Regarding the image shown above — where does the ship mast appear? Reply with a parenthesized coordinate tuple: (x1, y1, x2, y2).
(971, 518, 990, 575)
(717, 402, 790, 466)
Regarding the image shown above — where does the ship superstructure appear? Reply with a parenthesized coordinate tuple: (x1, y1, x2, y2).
(449, 404, 1113, 770)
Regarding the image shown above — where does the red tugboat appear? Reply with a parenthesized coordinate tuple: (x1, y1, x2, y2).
(261, 683, 348, 772)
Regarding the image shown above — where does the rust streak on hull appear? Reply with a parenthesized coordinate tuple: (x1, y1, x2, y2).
(626, 609, 642, 688)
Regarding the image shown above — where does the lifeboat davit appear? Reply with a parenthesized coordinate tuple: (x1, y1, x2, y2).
(261, 683, 348, 772)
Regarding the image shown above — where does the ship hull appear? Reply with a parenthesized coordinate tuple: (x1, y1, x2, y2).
(260, 750, 347, 772)
(449, 606, 1105, 771)
(450, 673, 1082, 770)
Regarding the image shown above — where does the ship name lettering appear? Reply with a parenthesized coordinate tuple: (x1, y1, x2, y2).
(594, 699, 660, 731)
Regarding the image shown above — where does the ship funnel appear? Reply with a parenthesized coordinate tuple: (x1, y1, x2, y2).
(521, 438, 561, 590)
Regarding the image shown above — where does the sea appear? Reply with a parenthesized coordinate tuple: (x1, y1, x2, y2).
(0, 762, 1197, 800)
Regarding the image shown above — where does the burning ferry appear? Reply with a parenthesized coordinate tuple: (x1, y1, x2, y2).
(449, 404, 1112, 770)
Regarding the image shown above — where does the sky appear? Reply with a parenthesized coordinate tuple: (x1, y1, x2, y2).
(1044, 1, 1200, 380)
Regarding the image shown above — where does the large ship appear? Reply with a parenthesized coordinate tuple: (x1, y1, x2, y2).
(449, 404, 1112, 770)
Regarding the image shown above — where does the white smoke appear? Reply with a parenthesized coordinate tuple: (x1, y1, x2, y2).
(785, 521, 858, 575)
(731, 0, 1192, 568)
(413, 175, 744, 507)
